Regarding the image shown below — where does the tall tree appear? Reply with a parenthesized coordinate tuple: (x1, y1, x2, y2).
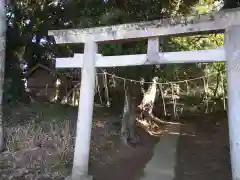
(0, 0, 6, 152)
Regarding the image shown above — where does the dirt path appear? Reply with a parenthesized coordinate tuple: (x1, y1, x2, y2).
(90, 127, 159, 180)
(90, 115, 232, 180)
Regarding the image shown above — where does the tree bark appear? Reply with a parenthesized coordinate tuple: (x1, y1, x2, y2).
(121, 84, 139, 147)
(0, 0, 6, 152)
(140, 77, 158, 114)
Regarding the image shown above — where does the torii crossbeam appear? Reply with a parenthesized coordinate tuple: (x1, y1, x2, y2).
(55, 47, 225, 68)
(49, 7, 240, 180)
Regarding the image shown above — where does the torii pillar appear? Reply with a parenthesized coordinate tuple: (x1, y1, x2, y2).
(67, 39, 97, 180)
(225, 25, 240, 180)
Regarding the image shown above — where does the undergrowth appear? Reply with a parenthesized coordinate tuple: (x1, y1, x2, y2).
(0, 102, 118, 180)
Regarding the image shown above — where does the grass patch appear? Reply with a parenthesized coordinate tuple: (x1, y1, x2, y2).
(1, 101, 121, 180)
(1, 102, 77, 179)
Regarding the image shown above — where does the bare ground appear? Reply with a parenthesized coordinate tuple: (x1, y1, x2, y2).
(0, 102, 159, 180)
(0, 102, 232, 180)
(175, 115, 232, 180)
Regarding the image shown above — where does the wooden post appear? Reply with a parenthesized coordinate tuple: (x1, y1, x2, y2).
(70, 40, 97, 180)
(225, 25, 240, 180)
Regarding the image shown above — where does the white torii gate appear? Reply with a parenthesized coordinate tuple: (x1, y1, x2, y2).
(49, 8, 240, 180)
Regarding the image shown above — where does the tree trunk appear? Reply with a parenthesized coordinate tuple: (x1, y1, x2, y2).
(138, 77, 179, 133)
(139, 77, 158, 115)
(121, 84, 139, 147)
(0, 0, 6, 152)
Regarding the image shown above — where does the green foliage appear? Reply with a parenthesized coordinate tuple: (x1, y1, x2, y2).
(4, 0, 226, 113)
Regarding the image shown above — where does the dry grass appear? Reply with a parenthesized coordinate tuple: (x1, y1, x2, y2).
(1, 120, 74, 179)
(0, 102, 119, 180)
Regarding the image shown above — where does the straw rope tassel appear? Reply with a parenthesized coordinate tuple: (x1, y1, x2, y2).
(159, 83, 167, 116)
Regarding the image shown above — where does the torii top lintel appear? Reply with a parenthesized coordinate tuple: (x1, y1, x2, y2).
(48, 7, 240, 44)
